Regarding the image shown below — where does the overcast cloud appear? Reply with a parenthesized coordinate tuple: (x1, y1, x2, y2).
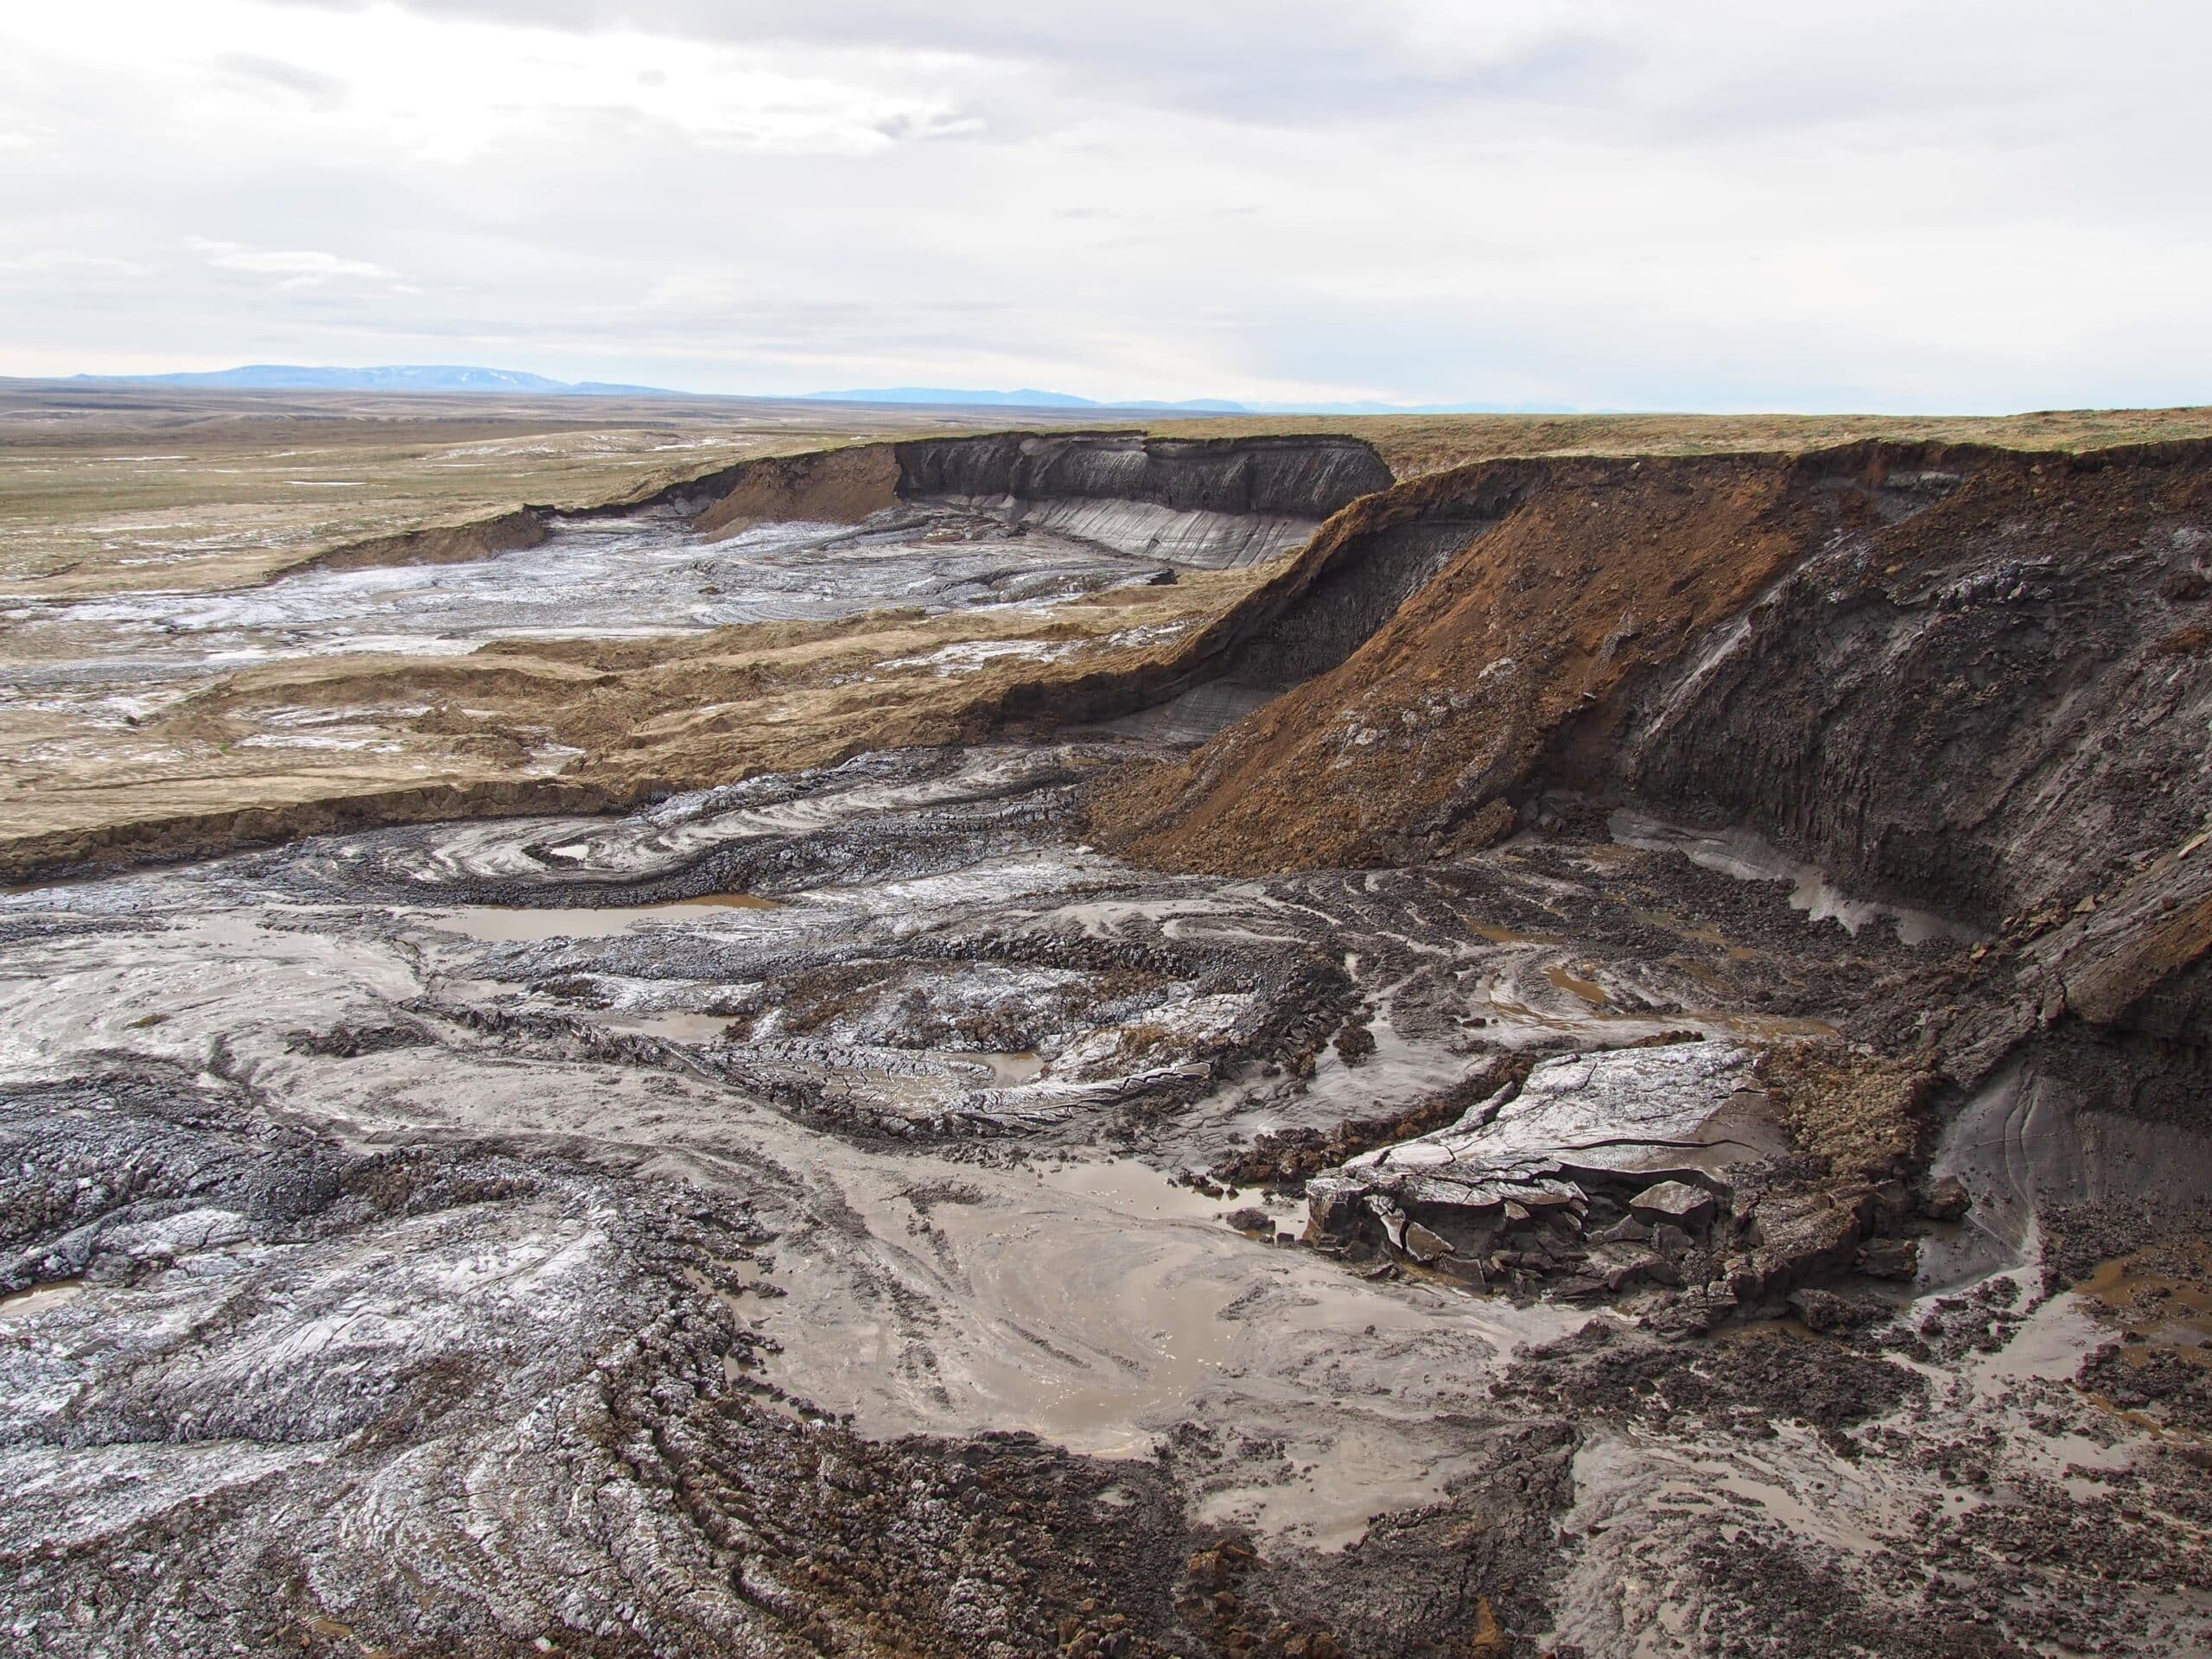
(1, 0, 2202, 409)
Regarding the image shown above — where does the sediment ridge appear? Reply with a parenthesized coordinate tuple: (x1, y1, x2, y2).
(280, 505, 550, 576)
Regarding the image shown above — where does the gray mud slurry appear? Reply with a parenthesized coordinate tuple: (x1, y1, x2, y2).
(753, 1148, 1584, 1541)
(3, 504, 1169, 682)
(423, 893, 780, 943)
(0, 1280, 83, 1320)
(0, 857, 1574, 1559)
(3, 741, 2206, 1654)
(1611, 807, 1985, 947)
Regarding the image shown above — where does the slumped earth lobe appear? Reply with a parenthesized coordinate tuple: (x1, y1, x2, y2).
(3, 424, 2211, 1658)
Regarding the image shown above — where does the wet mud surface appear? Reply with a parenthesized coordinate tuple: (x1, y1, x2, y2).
(6, 503, 1175, 681)
(4, 740, 2206, 1657)
(0, 497, 1183, 794)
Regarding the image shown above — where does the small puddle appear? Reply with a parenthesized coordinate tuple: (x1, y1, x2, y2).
(1544, 963, 1610, 1005)
(1705, 1011, 1842, 1041)
(1634, 907, 1758, 961)
(0, 1280, 84, 1320)
(2074, 1246, 2212, 1364)
(1611, 810, 1981, 945)
(959, 1049, 1045, 1087)
(1471, 920, 1552, 945)
(609, 1012, 735, 1043)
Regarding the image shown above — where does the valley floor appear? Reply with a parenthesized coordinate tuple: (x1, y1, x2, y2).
(3, 744, 2207, 1657)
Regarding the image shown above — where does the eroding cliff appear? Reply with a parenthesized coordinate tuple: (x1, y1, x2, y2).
(1090, 449, 1828, 869)
(1094, 442, 2212, 910)
(1090, 437, 2212, 1160)
(892, 431, 1394, 567)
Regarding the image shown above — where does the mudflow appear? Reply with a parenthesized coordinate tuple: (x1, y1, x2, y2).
(4, 419, 2212, 1659)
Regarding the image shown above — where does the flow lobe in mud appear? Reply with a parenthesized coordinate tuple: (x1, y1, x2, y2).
(4, 430, 2212, 1658)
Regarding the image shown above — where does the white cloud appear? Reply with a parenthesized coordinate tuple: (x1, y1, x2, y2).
(0, 0, 2204, 410)
(213, 52, 353, 111)
(188, 238, 394, 283)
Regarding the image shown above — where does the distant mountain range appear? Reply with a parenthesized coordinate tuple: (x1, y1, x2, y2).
(54, 365, 1567, 416)
(68, 365, 680, 396)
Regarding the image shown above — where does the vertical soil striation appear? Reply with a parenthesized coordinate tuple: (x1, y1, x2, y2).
(1618, 442, 2212, 929)
(891, 432, 1395, 523)
(1090, 451, 1839, 871)
(1090, 441, 2212, 1092)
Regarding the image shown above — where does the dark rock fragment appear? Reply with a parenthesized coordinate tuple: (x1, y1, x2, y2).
(1629, 1179, 1718, 1227)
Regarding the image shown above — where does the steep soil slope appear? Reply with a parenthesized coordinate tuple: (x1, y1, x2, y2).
(1095, 442, 2212, 900)
(1618, 444, 2212, 925)
(1092, 450, 1840, 870)
(690, 444, 902, 537)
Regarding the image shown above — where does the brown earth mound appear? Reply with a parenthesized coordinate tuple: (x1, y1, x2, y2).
(281, 505, 550, 575)
(691, 445, 903, 539)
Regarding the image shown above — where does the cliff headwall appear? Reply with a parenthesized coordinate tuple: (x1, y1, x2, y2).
(1088, 440, 2212, 1083)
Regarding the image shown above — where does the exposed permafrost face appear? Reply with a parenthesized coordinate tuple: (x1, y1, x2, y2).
(918, 493, 1319, 569)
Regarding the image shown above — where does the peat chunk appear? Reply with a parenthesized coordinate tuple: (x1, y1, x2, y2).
(1787, 1287, 1886, 1333)
(1921, 1174, 1972, 1223)
(1854, 1237, 1921, 1281)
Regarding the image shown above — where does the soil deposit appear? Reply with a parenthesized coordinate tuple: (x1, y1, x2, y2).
(3, 402, 2210, 1659)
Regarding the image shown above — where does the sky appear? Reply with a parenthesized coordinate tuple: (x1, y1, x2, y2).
(0, 0, 2204, 411)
